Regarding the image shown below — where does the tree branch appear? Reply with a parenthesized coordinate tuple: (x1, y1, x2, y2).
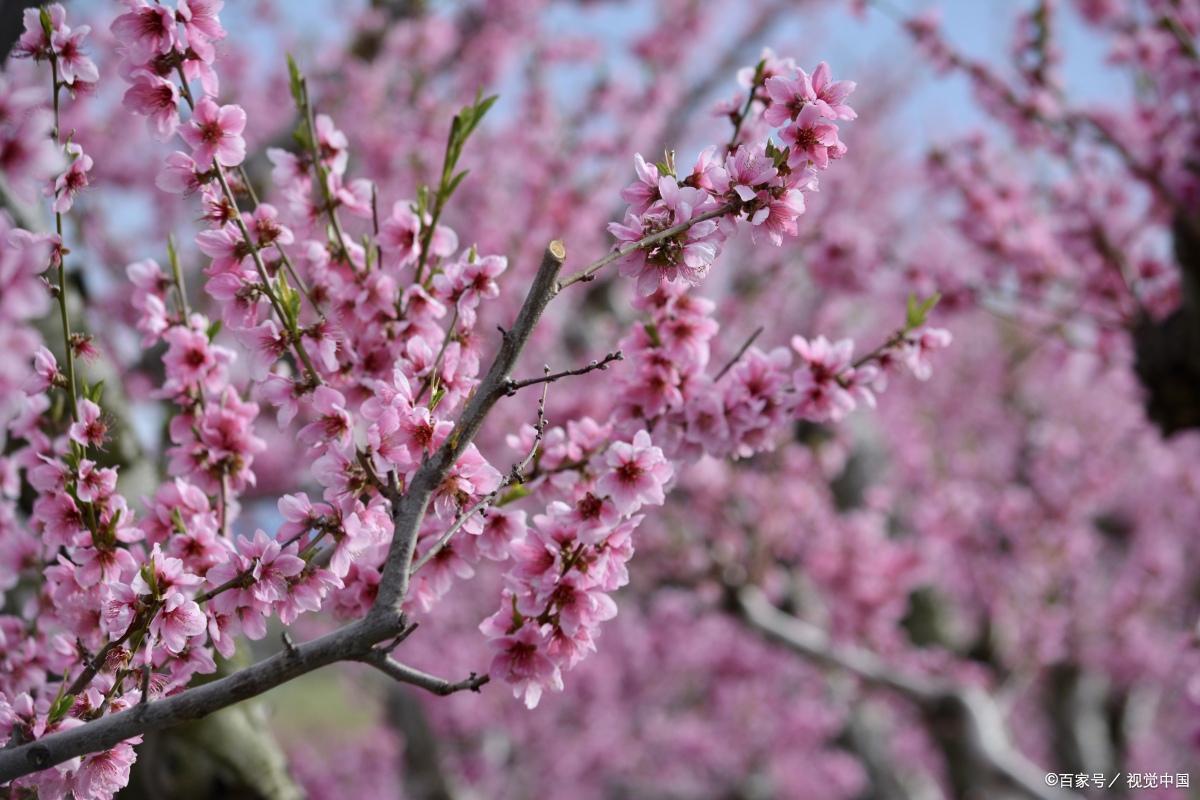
(732, 586, 1077, 800)
(0, 614, 403, 783)
(555, 204, 733, 290)
(714, 326, 764, 381)
(409, 385, 549, 576)
(370, 240, 567, 618)
(505, 350, 623, 394)
(356, 650, 489, 697)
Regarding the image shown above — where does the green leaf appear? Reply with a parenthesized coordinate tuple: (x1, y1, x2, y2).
(905, 292, 942, 329)
(291, 120, 312, 151)
(498, 483, 531, 506)
(166, 234, 180, 271)
(643, 321, 662, 348)
(48, 693, 75, 724)
(206, 319, 223, 341)
(279, 273, 301, 325)
(754, 58, 767, 83)
(39, 7, 54, 39)
(81, 380, 104, 404)
(429, 384, 446, 412)
(446, 169, 470, 199)
(286, 54, 305, 109)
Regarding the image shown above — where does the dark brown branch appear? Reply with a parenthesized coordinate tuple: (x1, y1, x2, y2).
(357, 650, 489, 697)
(505, 350, 623, 394)
(0, 242, 569, 782)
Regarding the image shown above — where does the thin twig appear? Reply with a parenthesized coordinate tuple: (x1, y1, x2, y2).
(414, 307, 459, 405)
(505, 350, 623, 394)
(357, 650, 489, 697)
(409, 380, 550, 575)
(556, 204, 734, 290)
(714, 326, 764, 380)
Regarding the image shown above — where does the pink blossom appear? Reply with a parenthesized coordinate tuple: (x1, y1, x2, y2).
(790, 335, 858, 422)
(763, 69, 817, 127)
(782, 105, 845, 170)
(486, 624, 562, 709)
(161, 324, 231, 394)
(809, 61, 857, 120)
(50, 143, 92, 213)
(51, 24, 98, 86)
(26, 346, 59, 393)
(610, 176, 724, 294)
(69, 399, 107, 448)
(177, 0, 226, 61)
(597, 430, 673, 514)
(299, 386, 353, 450)
(181, 98, 247, 170)
(156, 151, 205, 195)
(110, 1, 178, 62)
(121, 71, 180, 139)
(73, 739, 139, 800)
(75, 460, 117, 503)
(619, 153, 662, 213)
(150, 591, 207, 654)
(476, 508, 526, 561)
(899, 327, 953, 381)
(237, 529, 306, 605)
(74, 545, 136, 588)
(14, 7, 57, 60)
(314, 114, 349, 175)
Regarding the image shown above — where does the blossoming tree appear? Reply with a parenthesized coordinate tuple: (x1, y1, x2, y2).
(0, 0, 1197, 798)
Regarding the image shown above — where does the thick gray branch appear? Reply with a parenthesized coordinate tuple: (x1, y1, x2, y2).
(0, 615, 401, 783)
(371, 241, 566, 616)
(733, 586, 1076, 800)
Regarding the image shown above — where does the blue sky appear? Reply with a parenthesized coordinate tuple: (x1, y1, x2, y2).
(256, 0, 1122, 157)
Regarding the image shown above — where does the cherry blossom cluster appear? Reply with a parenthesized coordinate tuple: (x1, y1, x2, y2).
(611, 58, 856, 295)
(608, 283, 951, 463)
(480, 425, 672, 708)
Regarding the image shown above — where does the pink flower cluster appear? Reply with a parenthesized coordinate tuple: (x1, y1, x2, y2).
(612, 59, 856, 295)
(608, 283, 952, 463)
(481, 427, 672, 708)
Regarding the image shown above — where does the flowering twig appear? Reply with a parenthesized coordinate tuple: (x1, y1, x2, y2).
(409, 380, 550, 576)
(413, 307, 459, 405)
(174, 65, 323, 386)
(294, 70, 351, 262)
(372, 240, 567, 616)
(47, 47, 78, 421)
(556, 204, 734, 290)
(0, 613, 405, 782)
